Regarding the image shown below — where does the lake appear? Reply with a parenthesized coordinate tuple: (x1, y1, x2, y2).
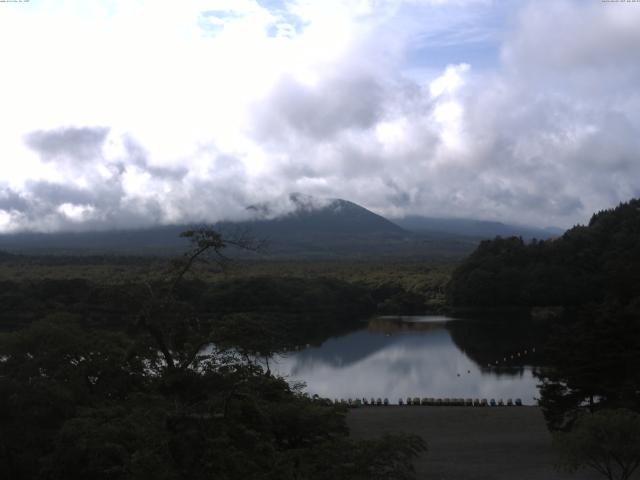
(270, 315, 543, 405)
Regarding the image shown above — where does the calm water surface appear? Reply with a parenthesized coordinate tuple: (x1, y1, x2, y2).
(271, 316, 541, 405)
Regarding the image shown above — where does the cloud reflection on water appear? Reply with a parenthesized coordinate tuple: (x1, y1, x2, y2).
(271, 318, 539, 405)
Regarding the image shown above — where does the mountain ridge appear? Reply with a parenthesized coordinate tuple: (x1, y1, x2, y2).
(0, 195, 563, 258)
(392, 215, 562, 240)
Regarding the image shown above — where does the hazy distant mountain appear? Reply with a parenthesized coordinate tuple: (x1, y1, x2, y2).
(214, 193, 421, 257)
(0, 225, 192, 255)
(0, 195, 558, 259)
(238, 193, 406, 239)
(0, 194, 415, 257)
(392, 216, 563, 240)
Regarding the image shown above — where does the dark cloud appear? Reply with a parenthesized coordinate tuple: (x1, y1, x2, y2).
(0, 189, 29, 213)
(2, 178, 168, 233)
(121, 137, 188, 180)
(252, 73, 384, 142)
(24, 127, 110, 162)
(28, 181, 98, 207)
(7, 130, 191, 231)
(384, 179, 411, 207)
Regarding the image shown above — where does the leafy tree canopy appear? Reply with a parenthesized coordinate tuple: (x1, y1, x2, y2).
(448, 198, 640, 309)
(554, 409, 640, 480)
(0, 228, 425, 480)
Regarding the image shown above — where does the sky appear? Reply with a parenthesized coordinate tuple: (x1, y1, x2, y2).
(1, 0, 639, 232)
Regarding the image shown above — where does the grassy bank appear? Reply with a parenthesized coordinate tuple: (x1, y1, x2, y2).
(347, 407, 601, 480)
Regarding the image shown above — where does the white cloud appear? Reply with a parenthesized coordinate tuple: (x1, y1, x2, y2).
(0, 0, 639, 233)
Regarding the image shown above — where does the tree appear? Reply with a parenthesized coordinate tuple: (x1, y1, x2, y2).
(126, 226, 264, 373)
(0, 313, 146, 480)
(0, 227, 426, 479)
(554, 409, 640, 480)
(536, 307, 640, 431)
(448, 198, 640, 309)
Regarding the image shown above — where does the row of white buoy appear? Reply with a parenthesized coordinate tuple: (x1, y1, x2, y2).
(399, 397, 523, 407)
(487, 347, 536, 368)
(316, 396, 523, 407)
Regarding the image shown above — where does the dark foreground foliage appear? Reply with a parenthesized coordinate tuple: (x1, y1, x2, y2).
(0, 315, 425, 480)
(553, 409, 640, 480)
(537, 306, 640, 431)
(0, 230, 426, 479)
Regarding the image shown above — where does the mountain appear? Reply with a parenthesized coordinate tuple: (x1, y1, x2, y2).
(243, 193, 406, 237)
(393, 216, 563, 240)
(0, 194, 425, 258)
(0, 195, 559, 259)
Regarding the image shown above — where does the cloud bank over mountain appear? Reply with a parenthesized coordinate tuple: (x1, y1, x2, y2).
(0, 0, 638, 232)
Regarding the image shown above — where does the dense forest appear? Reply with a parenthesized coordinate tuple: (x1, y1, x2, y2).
(449, 199, 640, 431)
(0, 230, 427, 479)
(448, 198, 640, 310)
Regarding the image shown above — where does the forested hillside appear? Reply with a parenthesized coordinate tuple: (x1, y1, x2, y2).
(448, 199, 640, 309)
(448, 199, 640, 431)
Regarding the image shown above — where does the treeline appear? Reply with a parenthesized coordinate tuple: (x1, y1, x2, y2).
(448, 198, 640, 309)
(0, 266, 449, 334)
(0, 276, 377, 349)
(0, 251, 155, 266)
(0, 270, 445, 369)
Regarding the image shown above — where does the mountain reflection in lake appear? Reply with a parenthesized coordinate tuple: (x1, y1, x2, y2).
(271, 316, 541, 405)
